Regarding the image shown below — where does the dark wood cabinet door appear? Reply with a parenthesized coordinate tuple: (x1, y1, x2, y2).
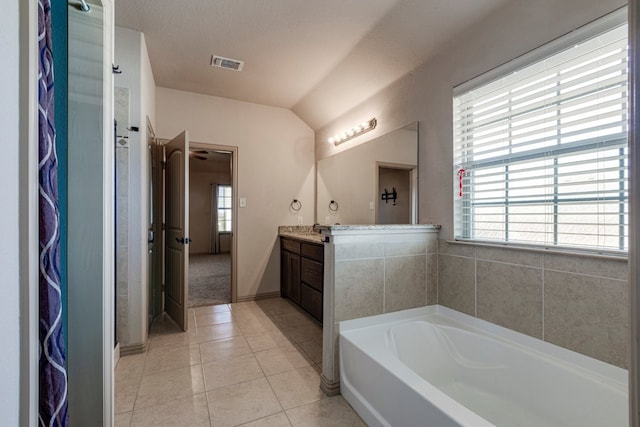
(300, 283, 322, 322)
(280, 248, 289, 298)
(301, 258, 323, 292)
(288, 251, 301, 304)
(280, 237, 322, 323)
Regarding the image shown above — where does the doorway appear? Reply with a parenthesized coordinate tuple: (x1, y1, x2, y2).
(188, 146, 235, 307)
(377, 164, 417, 224)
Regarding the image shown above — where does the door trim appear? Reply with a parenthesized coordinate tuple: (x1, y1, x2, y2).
(190, 142, 239, 303)
(375, 161, 418, 225)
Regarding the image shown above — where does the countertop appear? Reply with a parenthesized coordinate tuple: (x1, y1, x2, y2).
(316, 224, 441, 232)
(278, 226, 325, 244)
(278, 224, 441, 243)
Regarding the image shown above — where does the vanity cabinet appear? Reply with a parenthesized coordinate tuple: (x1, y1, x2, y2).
(280, 237, 324, 322)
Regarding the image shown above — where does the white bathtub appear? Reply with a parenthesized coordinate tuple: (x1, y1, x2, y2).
(339, 305, 627, 427)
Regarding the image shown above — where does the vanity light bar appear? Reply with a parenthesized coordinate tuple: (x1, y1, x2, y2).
(328, 118, 377, 146)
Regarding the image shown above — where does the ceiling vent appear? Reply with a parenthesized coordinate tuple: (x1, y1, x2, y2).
(210, 55, 244, 72)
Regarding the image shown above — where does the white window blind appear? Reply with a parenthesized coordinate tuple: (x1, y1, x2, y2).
(453, 20, 628, 252)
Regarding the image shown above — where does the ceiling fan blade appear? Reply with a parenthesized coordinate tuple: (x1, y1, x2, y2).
(190, 150, 209, 155)
(189, 153, 207, 160)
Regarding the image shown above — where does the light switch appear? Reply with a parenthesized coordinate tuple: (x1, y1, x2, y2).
(369, 201, 375, 210)
(325, 216, 330, 224)
(297, 216, 304, 225)
(240, 197, 247, 208)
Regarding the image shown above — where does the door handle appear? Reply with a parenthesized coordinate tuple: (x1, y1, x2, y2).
(175, 237, 192, 245)
(176, 237, 185, 244)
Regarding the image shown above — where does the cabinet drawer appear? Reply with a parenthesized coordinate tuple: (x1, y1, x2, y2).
(300, 283, 322, 322)
(301, 242, 323, 262)
(281, 238, 300, 254)
(301, 258, 323, 292)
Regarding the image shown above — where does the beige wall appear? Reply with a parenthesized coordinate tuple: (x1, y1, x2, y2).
(315, 0, 628, 367)
(189, 166, 231, 255)
(115, 27, 156, 350)
(316, 0, 626, 237)
(156, 87, 315, 299)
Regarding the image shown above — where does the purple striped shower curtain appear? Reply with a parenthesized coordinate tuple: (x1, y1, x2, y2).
(38, 0, 68, 425)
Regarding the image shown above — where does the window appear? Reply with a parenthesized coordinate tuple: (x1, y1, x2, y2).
(217, 185, 232, 232)
(453, 13, 628, 252)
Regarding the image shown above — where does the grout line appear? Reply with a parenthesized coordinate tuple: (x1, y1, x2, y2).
(382, 257, 386, 313)
(474, 257, 478, 317)
(541, 268, 545, 341)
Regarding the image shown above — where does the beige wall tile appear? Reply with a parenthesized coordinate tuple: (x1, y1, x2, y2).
(476, 261, 543, 338)
(334, 259, 384, 321)
(335, 242, 384, 260)
(384, 255, 426, 312)
(426, 253, 438, 305)
(426, 236, 438, 254)
(475, 246, 543, 267)
(438, 240, 475, 257)
(544, 270, 628, 368)
(544, 253, 628, 281)
(384, 241, 427, 257)
(437, 254, 475, 315)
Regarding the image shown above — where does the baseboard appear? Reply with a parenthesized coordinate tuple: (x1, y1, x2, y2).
(235, 291, 280, 303)
(320, 374, 341, 396)
(119, 342, 148, 357)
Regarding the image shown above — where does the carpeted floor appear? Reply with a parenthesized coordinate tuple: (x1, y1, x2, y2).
(189, 253, 231, 307)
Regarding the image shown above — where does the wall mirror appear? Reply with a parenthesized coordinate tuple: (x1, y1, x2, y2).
(316, 122, 418, 225)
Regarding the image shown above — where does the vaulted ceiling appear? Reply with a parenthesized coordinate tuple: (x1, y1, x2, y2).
(115, 0, 511, 130)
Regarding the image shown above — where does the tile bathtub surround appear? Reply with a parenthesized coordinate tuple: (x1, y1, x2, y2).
(320, 225, 440, 394)
(437, 240, 629, 368)
(114, 298, 364, 427)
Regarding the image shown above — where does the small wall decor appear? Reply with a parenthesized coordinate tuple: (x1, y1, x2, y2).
(381, 187, 397, 206)
(329, 200, 339, 212)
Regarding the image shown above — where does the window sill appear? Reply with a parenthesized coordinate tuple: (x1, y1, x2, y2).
(449, 239, 628, 261)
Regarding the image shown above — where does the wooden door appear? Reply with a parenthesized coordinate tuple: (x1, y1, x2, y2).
(164, 131, 189, 331)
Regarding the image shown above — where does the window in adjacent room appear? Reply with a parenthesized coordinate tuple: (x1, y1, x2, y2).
(453, 9, 628, 252)
(217, 184, 232, 232)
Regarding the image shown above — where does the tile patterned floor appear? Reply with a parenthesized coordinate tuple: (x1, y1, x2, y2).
(115, 297, 366, 427)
